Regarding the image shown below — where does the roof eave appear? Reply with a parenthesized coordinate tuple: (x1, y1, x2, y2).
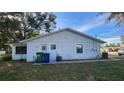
(19, 28, 106, 44)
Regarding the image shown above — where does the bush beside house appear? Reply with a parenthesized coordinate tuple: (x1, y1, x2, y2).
(0, 55, 12, 62)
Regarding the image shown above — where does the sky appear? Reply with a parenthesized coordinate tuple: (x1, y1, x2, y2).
(54, 12, 124, 44)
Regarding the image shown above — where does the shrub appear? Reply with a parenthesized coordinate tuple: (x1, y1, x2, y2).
(0, 55, 12, 62)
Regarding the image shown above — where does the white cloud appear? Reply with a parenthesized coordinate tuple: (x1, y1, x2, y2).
(98, 30, 118, 37)
(77, 14, 109, 32)
(101, 36, 120, 43)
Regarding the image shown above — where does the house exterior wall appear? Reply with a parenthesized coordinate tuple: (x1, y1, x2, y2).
(27, 30, 101, 62)
(12, 46, 27, 60)
(0, 51, 5, 55)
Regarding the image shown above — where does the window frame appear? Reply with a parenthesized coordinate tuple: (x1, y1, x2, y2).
(76, 44, 83, 53)
(15, 46, 27, 54)
(41, 44, 47, 51)
(51, 44, 56, 50)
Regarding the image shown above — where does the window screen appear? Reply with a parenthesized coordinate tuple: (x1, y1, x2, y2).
(16, 46, 27, 54)
(42, 45, 47, 51)
(51, 44, 56, 50)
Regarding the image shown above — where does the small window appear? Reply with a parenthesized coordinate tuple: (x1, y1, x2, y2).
(42, 45, 47, 51)
(16, 46, 27, 54)
(76, 44, 83, 53)
(51, 44, 56, 50)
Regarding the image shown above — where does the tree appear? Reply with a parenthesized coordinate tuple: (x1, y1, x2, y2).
(22, 12, 56, 39)
(104, 12, 124, 26)
(121, 35, 124, 44)
(105, 43, 116, 47)
(0, 12, 23, 42)
(105, 44, 110, 47)
(0, 12, 56, 51)
(117, 43, 121, 47)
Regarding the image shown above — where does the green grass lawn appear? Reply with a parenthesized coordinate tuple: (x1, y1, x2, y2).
(0, 60, 124, 81)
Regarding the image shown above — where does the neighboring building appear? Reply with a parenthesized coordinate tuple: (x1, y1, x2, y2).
(12, 28, 106, 62)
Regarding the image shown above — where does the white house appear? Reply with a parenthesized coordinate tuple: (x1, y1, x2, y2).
(0, 51, 6, 55)
(12, 28, 106, 62)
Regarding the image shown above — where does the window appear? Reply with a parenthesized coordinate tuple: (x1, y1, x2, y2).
(76, 44, 83, 53)
(42, 45, 47, 51)
(16, 46, 27, 54)
(51, 44, 56, 50)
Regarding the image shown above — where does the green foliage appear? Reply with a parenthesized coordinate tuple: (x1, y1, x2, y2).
(103, 12, 124, 26)
(0, 55, 12, 62)
(105, 43, 119, 47)
(0, 12, 56, 51)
